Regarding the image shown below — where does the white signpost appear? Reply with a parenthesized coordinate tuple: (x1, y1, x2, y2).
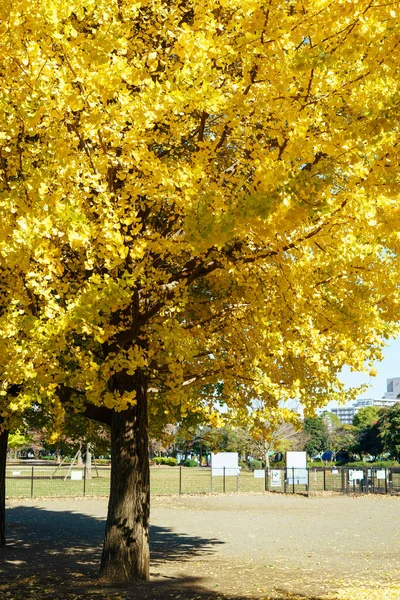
(270, 470, 282, 487)
(349, 470, 363, 482)
(211, 452, 239, 476)
(254, 469, 265, 479)
(286, 451, 308, 485)
(71, 471, 83, 481)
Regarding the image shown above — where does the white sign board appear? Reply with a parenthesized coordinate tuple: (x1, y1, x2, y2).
(12, 471, 21, 476)
(254, 469, 265, 479)
(270, 470, 282, 487)
(286, 452, 308, 484)
(211, 452, 239, 476)
(331, 469, 339, 475)
(349, 470, 363, 482)
(286, 452, 307, 469)
(71, 471, 83, 480)
(377, 470, 386, 480)
(287, 468, 308, 485)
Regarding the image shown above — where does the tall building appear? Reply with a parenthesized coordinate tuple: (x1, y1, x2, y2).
(384, 377, 400, 400)
(330, 405, 358, 425)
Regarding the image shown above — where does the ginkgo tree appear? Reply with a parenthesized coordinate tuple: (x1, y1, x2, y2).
(1, 0, 400, 583)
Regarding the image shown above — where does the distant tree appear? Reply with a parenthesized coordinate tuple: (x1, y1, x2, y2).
(350, 406, 385, 460)
(320, 412, 356, 460)
(356, 422, 384, 459)
(303, 417, 330, 457)
(321, 412, 342, 432)
(44, 412, 111, 460)
(7, 431, 32, 459)
(249, 421, 302, 468)
(353, 406, 381, 429)
(378, 404, 400, 461)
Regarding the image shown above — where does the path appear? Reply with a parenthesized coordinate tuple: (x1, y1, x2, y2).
(1, 493, 399, 599)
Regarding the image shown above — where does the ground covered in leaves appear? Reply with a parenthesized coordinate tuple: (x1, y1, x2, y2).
(1, 493, 399, 600)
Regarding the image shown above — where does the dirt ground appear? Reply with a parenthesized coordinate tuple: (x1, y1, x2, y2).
(1, 493, 399, 600)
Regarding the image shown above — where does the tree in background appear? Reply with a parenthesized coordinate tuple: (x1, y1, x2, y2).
(378, 404, 400, 462)
(173, 424, 255, 464)
(303, 417, 330, 457)
(353, 406, 381, 430)
(320, 412, 356, 461)
(356, 421, 384, 460)
(352, 406, 383, 460)
(252, 422, 302, 468)
(7, 431, 33, 459)
(1, 0, 400, 582)
(247, 404, 301, 467)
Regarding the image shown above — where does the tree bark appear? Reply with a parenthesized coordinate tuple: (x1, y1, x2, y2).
(99, 370, 150, 582)
(77, 447, 84, 468)
(0, 427, 8, 548)
(265, 449, 270, 470)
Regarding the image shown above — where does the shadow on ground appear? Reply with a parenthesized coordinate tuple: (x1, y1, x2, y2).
(0, 506, 330, 600)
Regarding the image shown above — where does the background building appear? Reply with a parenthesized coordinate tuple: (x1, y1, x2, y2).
(384, 377, 400, 400)
(328, 378, 400, 424)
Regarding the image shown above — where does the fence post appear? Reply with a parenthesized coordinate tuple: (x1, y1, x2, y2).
(210, 467, 213, 493)
(284, 467, 287, 494)
(292, 467, 295, 494)
(265, 467, 269, 492)
(31, 466, 34, 498)
(223, 466, 226, 493)
(307, 467, 310, 497)
(385, 468, 388, 495)
(179, 466, 182, 495)
(83, 462, 87, 497)
(364, 467, 368, 495)
(323, 468, 326, 491)
(389, 468, 393, 495)
(341, 468, 345, 494)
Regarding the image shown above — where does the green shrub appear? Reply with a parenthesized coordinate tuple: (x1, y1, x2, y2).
(183, 459, 198, 468)
(247, 458, 262, 471)
(153, 456, 178, 466)
(270, 460, 285, 467)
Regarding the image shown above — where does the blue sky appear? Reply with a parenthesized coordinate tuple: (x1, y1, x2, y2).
(329, 336, 400, 408)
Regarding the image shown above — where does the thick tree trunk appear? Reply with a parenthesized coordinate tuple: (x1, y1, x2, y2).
(0, 428, 8, 548)
(99, 370, 150, 582)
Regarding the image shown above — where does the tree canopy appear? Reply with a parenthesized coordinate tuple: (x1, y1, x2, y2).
(303, 416, 330, 457)
(1, 0, 400, 425)
(353, 406, 381, 430)
(1, 0, 400, 583)
(379, 404, 400, 461)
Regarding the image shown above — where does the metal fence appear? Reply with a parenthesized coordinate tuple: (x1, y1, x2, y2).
(266, 466, 400, 496)
(5, 464, 400, 499)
